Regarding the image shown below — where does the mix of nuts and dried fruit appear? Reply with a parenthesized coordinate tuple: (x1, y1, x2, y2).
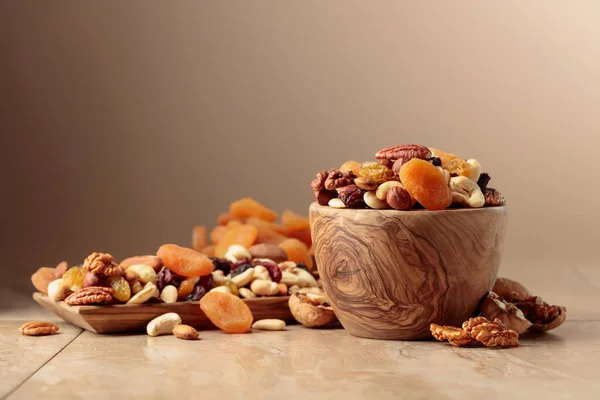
(430, 277, 567, 348)
(29, 198, 338, 337)
(311, 144, 505, 210)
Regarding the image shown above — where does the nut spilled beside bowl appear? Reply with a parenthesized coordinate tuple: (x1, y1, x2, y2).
(310, 203, 507, 340)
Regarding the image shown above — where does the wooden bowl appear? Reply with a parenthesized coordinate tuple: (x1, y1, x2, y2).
(309, 202, 507, 340)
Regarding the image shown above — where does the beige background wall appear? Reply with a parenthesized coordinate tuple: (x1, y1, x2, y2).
(2, 1, 599, 309)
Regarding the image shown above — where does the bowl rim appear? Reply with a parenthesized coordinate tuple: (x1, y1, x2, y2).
(309, 202, 506, 214)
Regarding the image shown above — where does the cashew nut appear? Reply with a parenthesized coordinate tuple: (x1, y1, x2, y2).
(250, 279, 280, 296)
(252, 319, 286, 331)
(225, 245, 251, 263)
(211, 270, 226, 286)
(437, 167, 450, 184)
(298, 287, 323, 295)
(449, 176, 485, 208)
(327, 198, 346, 208)
(281, 267, 319, 288)
(131, 281, 143, 295)
(277, 283, 288, 296)
(159, 285, 178, 304)
(126, 264, 157, 285)
(238, 287, 256, 299)
(288, 285, 300, 293)
(210, 285, 233, 294)
(278, 261, 296, 272)
(47, 279, 68, 302)
(466, 159, 481, 182)
(146, 312, 182, 336)
(363, 191, 389, 209)
(231, 267, 255, 288)
(375, 181, 403, 200)
(252, 265, 271, 281)
(127, 282, 159, 304)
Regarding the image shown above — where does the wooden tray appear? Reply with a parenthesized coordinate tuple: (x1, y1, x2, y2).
(33, 292, 294, 334)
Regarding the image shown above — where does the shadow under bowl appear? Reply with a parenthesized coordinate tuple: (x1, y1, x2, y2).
(309, 202, 508, 340)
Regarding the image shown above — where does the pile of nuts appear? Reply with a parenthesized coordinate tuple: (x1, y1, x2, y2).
(311, 144, 506, 211)
(430, 277, 567, 348)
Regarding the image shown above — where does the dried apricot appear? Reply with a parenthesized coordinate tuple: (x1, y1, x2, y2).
(443, 158, 471, 177)
(339, 160, 361, 176)
(281, 209, 310, 232)
(358, 162, 393, 184)
(199, 291, 253, 333)
(216, 213, 244, 226)
(210, 226, 228, 244)
(62, 266, 85, 291)
(157, 244, 215, 277)
(192, 226, 207, 251)
(226, 220, 243, 230)
(399, 159, 452, 210)
(202, 244, 216, 257)
(214, 225, 259, 258)
(428, 147, 459, 165)
(286, 228, 312, 248)
(230, 197, 277, 222)
(245, 217, 287, 245)
(31, 267, 58, 295)
(278, 238, 313, 270)
(108, 275, 131, 302)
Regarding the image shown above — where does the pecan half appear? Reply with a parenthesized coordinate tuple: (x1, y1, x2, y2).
(430, 324, 473, 347)
(324, 169, 356, 190)
(82, 252, 125, 276)
(375, 144, 432, 162)
(65, 286, 115, 305)
(483, 188, 506, 206)
(19, 321, 59, 336)
(515, 296, 567, 332)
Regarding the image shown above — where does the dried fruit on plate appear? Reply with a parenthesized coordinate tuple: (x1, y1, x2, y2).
(199, 291, 254, 333)
(157, 244, 214, 277)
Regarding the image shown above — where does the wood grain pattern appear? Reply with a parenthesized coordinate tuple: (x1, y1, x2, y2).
(33, 293, 294, 334)
(309, 203, 508, 340)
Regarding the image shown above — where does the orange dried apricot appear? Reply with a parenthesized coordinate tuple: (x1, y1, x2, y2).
(226, 220, 243, 230)
(246, 217, 288, 245)
(210, 226, 228, 244)
(192, 226, 207, 251)
(281, 209, 310, 232)
(429, 147, 459, 165)
(157, 244, 215, 277)
(199, 291, 253, 333)
(31, 267, 58, 295)
(278, 238, 313, 270)
(216, 213, 244, 226)
(202, 244, 216, 257)
(339, 160, 361, 176)
(230, 197, 277, 222)
(214, 225, 259, 258)
(443, 158, 471, 177)
(399, 159, 452, 210)
(286, 228, 312, 248)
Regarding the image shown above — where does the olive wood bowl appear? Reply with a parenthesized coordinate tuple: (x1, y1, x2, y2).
(309, 202, 508, 340)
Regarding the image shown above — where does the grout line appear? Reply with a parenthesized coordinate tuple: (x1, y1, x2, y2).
(1, 329, 85, 400)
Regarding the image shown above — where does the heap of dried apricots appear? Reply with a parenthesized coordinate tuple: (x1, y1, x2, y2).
(311, 144, 506, 211)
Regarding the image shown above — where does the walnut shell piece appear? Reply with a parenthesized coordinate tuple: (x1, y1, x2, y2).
(516, 296, 567, 332)
(65, 286, 115, 305)
(83, 252, 125, 277)
(492, 277, 531, 303)
(480, 292, 532, 334)
(288, 292, 337, 328)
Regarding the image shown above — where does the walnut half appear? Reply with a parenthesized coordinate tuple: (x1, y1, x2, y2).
(288, 292, 337, 328)
(480, 292, 533, 334)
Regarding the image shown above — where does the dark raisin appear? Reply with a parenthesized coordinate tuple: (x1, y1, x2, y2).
(209, 257, 232, 276)
(295, 263, 309, 272)
(156, 266, 183, 291)
(337, 185, 366, 208)
(265, 264, 282, 283)
(230, 263, 253, 278)
(199, 274, 214, 291)
(430, 157, 442, 167)
(231, 260, 249, 271)
(477, 173, 491, 191)
(185, 285, 206, 301)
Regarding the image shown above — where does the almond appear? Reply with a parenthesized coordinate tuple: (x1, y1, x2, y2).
(172, 324, 199, 340)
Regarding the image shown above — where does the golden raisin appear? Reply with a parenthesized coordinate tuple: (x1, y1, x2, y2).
(108, 275, 131, 302)
(443, 158, 472, 177)
(358, 162, 393, 184)
(339, 160, 361, 176)
(62, 267, 85, 291)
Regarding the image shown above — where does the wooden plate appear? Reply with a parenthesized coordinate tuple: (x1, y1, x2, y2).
(33, 292, 294, 334)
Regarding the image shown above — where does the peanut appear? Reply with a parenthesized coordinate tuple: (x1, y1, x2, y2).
(250, 279, 280, 296)
(160, 285, 178, 304)
(210, 286, 233, 294)
(252, 265, 271, 281)
(252, 319, 286, 331)
(238, 287, 256, 299)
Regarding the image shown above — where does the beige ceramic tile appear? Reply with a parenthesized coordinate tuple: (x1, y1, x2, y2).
(6, 322, 599, 400)
(0, 321, 82, 399)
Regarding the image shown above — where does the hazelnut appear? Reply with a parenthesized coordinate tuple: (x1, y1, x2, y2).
(480, 292, 532, 334)
(288, 292, 337, 328)
(82, 272, 107, 288)
(386, 186, 412, 210)
(354, 177, 378, 191)
(492, 277, 531, 303)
